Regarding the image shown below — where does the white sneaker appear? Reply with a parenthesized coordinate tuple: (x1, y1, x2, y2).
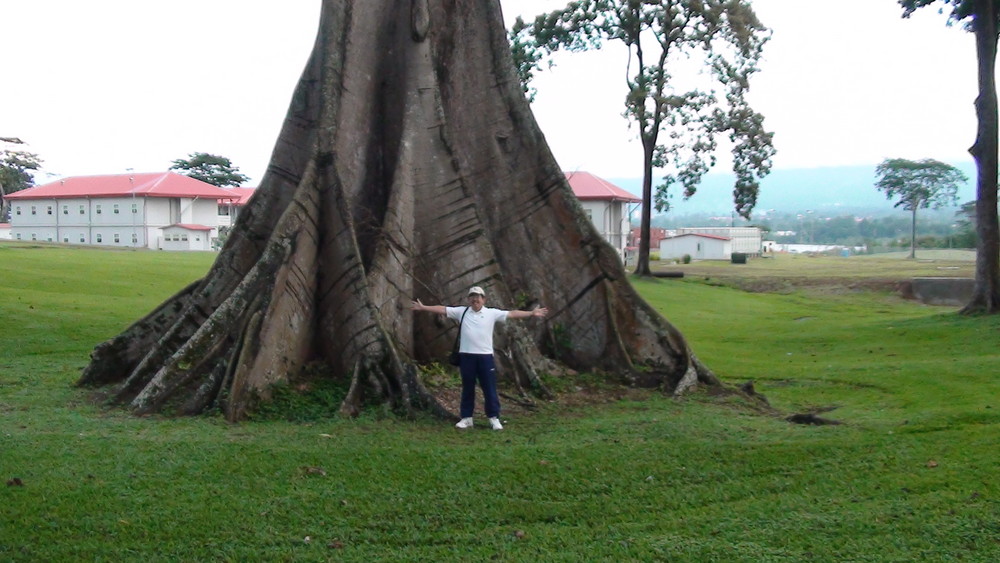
(455, 417, 474, 429)
(489, 417, 503, 431)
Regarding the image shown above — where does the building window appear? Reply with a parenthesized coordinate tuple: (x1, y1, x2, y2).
(31, 233, 37, 241)
(63, 237, 68, 243)
(15, 207, 21, 215)
(80, 235, 85, 243)
(96, 204, 102, 214)
(195, 236, 201, 242)
(181, 234, 189, 242)
(79, 205, 85, 215)
(47, 206, 53, 215)
(63, 205, 69, 215)
(114, 204, 120, 214)
(16, 233, 22, 240)
(31, 206, 36, 215)
(132, 203, 138, 214)
(131, 233, 138, 244)
(96, 234, 102, 243)
(218, 205, 230, 216)
(114, 233, 120, 243)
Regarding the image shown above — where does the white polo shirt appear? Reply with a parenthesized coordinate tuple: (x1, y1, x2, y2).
(446, 306, 509, 354)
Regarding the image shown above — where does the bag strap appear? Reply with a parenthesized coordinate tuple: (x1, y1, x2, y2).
(453, 307, 469, 350)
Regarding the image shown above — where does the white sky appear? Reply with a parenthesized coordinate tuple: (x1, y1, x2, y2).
(1, 1, 976, 186)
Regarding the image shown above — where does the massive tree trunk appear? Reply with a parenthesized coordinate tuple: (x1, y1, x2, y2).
(964, 0, 1000, 314)
(78, 0, 719, 421)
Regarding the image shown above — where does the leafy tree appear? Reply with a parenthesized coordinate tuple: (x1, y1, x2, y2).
(953, 200, 979, 247)
(0, 137, 43, 222)
(874, 158, 966, 259)
(511, 0, 775, 275)
(169, 152, 250, 188)
(78, 0, 724, 421)
(900, 0, 1000, 312)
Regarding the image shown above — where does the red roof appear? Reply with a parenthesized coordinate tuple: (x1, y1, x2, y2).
(565, 171, 641, 203)
(669, 233, 730, 241)
(4, 172, 243, 201)
(161, 224, 214, 231)
(229, 187, 256, 206)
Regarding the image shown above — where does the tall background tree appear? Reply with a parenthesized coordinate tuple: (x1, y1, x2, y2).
(78, 0, 724, 421)
(874, 158, 966, 258)
(510, 0, 775, 275)
(900, 0, 1000, 313)
(0, 137, 43, 222)
(169, 152, 250, 188)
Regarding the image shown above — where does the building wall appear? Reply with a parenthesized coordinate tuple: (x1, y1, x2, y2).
(9, 196, 220, 250)
(580, 200, 633, 258)
(677, 227, 762, 255)
(658, 236, 731, 260)
(160, 226, 212, 251)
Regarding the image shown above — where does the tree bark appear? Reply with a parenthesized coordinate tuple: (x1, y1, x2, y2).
(634, 138, 656, 276)
(909, 207, 917, 260)
(963, 0, 1000, 314)
(77, 0, 718, 420)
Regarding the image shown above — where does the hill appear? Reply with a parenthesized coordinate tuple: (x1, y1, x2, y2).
(609, 161, 977, 217)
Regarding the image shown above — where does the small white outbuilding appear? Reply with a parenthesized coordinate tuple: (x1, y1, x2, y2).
(658, 232, 732, 261)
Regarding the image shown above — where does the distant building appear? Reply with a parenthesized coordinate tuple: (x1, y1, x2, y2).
(565, 171, 641, 259)
(678, 227, 762, 255)
(658, 226, 763, 261)
(217, 186, 256, 230)
(658, 232, 732, 261)
(629, 227, 670, 251)
(0, 223, 11, 240)
(3, 172, 243, 251)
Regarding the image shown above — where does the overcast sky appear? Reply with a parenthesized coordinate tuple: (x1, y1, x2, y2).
(1, 1, 976, 186)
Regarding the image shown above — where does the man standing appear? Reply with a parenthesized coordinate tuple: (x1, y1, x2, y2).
(411, 286, 548, 430)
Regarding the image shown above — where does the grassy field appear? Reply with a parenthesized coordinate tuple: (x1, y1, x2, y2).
(2, 242, 1000, 561)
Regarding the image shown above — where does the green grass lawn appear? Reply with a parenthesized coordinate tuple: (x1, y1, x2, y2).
(2, 242, 999, 561)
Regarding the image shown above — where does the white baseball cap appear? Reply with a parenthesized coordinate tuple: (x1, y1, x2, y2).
(468, 286, 485, 296)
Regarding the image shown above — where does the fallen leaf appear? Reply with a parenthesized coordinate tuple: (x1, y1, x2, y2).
(6, 477, 24, 487)
(302, 466, 327, 477)
(328, 541, 344, 549)
(927, 460, 939, 468)
(303, 536, 312, 544)
(514, 530, 526, 539)
(319, 434, 334, 438)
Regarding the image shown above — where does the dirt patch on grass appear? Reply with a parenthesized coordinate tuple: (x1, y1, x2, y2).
(698, 275, 906, 295)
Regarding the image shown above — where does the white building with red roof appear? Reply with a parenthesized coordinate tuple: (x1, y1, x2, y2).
(658, 227, 763, 261)
(564, 171, 641, 259)
(3, 172, 241, 250)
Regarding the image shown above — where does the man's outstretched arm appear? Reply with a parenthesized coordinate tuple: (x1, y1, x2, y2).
(411, 299, 447, 315)
(507, 306, 548, 320)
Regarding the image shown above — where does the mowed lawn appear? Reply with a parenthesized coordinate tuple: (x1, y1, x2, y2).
(2, 242, 999, 562)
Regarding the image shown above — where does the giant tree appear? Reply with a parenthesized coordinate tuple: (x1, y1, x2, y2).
(901, 0, 1000, 313)
(510, 0, 775, 275)
(874, 158, 966, 259)
(78, 0, 723, 421)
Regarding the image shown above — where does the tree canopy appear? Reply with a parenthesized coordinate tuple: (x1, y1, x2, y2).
(510, 0, 775, 275)
(169, 152, 250, 187)
(0, 137, 42, 221)
(875, 158, 966, 258)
